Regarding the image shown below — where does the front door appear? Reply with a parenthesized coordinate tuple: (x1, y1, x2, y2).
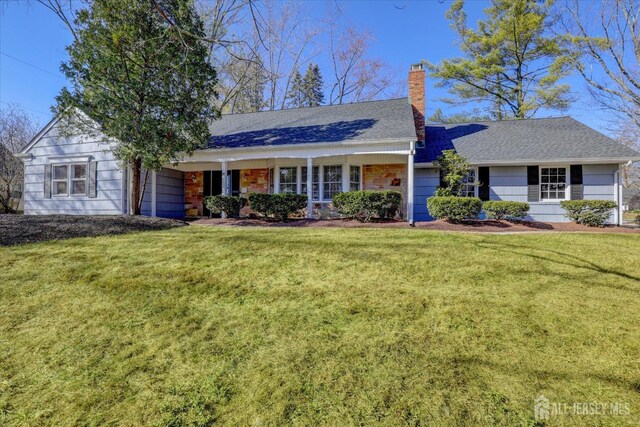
(203, 171, 222, 217)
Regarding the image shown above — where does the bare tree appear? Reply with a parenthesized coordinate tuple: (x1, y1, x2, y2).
(562, 0, 640, 128)
(327, 7, 398, 105)
(0, 105, 38, 213)
(615, 119, 640, 188)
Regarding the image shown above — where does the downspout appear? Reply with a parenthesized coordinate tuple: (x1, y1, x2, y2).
(407, 140, 415, 226)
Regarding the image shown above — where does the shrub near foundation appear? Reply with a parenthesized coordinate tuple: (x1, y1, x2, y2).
(560, 200, 618, 227)
(482, 201, 530, 221)
(204, 195, 246, 218)
(332, 191, 402, 222)
(248, 193, 307, 221)
(427, 196, 482, 223)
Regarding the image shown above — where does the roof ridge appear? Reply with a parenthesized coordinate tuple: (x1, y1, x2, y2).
(218, 97, 410, 117)
(425, 116, 571, 126)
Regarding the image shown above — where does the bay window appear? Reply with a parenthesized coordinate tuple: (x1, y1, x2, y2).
(279, 167, 297, 193)
(301, 166, 319, 200)
(540, 167, 567, 200)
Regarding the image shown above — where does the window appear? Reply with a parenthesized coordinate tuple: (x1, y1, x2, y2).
(71, 164, 87, 196)
(52, 165, 68, 196)
(460, 168, 476, 197)
(279, 167, 297, 193)
(350, 165, 360, 191)
(268, 168, 274, 194)
(323, 165, 342, 200)
(301, 166, 320, 200)
(540, 167, 567, 200)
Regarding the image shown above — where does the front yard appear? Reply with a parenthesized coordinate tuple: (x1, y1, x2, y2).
(1, 226, 639, 425)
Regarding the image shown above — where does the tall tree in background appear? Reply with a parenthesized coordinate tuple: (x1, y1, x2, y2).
(303, 63, 324, 107)
(286, 68, 305, 108)
(0, 105, 38, 213)
(429, 0, 572, 119)
(55, 0, 218, 214)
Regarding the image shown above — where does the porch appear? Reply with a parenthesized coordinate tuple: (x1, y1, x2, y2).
(170, 148, 415, 222)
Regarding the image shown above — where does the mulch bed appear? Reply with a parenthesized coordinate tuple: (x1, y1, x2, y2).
(192, 217, 640, 233)
(0, 215, 187, 246)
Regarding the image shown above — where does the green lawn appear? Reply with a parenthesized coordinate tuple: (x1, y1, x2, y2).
(1, 227, 639, 426)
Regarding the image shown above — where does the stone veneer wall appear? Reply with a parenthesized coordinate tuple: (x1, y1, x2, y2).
(240, 169, 269, 194)
(362, 163, 407, 217)
(184, 171, 204, 217)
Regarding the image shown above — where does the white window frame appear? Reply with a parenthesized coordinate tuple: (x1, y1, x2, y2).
(52, 164, 69, 197)
(349, 165, 361, 192)
(460, 167, 478, 198)
(70, 163, 88, 197)
(539, 165, 570, 202)
(278, 166, 297, 194)
(322, 165, 343, 201)
(301, 165, 320, 201)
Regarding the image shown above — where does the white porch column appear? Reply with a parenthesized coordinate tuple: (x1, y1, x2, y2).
(221, 161, 228, 218)
(296, 165, 302, 194)
(306, 158, 313, 218)
(274, 166, 280, 194)
(151, 170, 157, 217)
(407, 141, 415, 225)
(342, 163, 350, 193)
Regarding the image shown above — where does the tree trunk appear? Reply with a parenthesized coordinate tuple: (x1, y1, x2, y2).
(131, 158, 142, 215)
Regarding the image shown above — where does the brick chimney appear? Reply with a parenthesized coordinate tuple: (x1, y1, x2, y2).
(408, 63, 425, 143)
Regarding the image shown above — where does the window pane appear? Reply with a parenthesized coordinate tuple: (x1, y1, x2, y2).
(54, 181, 67, 195)
(279, 167, 297, 193)
(350, 165, 360, 191)
(540, 168, 567, 200)
(72, 164, 86, 179)
(53, 165, 67, 180)
(323, 166, 342, 199)
(72, 180, 86, 195)
(301, 166, 320, 200)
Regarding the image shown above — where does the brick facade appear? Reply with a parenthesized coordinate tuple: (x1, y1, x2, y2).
(184, 171, 204, 217)
(363, 163, 408, 217)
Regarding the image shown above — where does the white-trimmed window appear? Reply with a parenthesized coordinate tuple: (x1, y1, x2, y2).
(279, 167, 297, 193)
(540, 167, 567, 200)
(71, 164, 87, 196)
(323, 165, 342, 200)
(460, 168, 476, 197)
(52, 165, 69, 196)
(301, 166, 320, 200)
(350, 165, 361, 191)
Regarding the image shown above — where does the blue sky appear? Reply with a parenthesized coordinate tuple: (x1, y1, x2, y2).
(0, 0, 612, 134)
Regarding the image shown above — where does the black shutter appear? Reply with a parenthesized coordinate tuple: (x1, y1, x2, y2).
(231, 169, 240, 196)
(478, 167, 490, 201)
(44, 164, 52, 198)
(570, 165, 583, 200)
(527, 166, 539, 202)
(88, 161, 98, 198)
(439, 168, 448, 188)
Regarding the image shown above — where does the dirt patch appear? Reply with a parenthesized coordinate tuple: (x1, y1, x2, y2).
(191, 217, 640, 233)
(0, 215, 187, 246)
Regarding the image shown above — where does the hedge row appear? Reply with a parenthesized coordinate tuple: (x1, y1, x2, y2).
(332, 191, 402, 222)
(204, 195, 246, 218)
(248, 193, 307, 221)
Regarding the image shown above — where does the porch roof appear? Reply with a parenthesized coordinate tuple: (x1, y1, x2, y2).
(205, 98, 418, 150)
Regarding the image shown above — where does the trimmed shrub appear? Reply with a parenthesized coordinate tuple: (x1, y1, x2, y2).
(560, 200, 617, 227)
(482, 201, 530, 221)
(427, 196, 482, 223)
(247, 193, 307, 221)
(204, 195, 246, 218)
(332, 190, 402, 222)
(635, 214, 640, 226)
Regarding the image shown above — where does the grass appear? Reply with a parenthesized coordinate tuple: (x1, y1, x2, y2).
(1, 226, 639, 426)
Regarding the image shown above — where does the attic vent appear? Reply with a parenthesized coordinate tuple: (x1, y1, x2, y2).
(411, 63, 424, 71)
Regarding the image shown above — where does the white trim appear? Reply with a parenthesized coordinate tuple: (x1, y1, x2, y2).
(296, 165, 302, 195)
(407, 141, 415, 225)
(416, 157, 640, 168)
(221, 162, 228, 218)
(19, 115, 62, 154)
(121, 167, 127, 214)
(47, 154, 94, 164)
(341, 163, 350, 193)
(306, 158, 313, 218)
(151, 171, 157, 217)
(197, 138, 413, 154)
(273, 166, 280, 194)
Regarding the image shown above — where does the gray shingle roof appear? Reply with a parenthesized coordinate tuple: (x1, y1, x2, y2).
(205, 98, 417, 149)
(416, 117, 640, 164)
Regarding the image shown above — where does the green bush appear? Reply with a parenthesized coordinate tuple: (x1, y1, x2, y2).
(247, 193, 307, 221)
(482, 201, 530, 221)
(204, 195, 246, 218)
(633, 214, 640, 226)
(427, 196, 482, 223)
(332, 190, 402, 222)
(560, 200, 617, 227)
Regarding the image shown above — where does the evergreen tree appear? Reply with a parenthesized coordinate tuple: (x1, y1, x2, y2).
(286, 69, 304, 108)
(55, 0, 218, 214)
(429, 0, 572, 119)
(302, 64, 324, 107)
